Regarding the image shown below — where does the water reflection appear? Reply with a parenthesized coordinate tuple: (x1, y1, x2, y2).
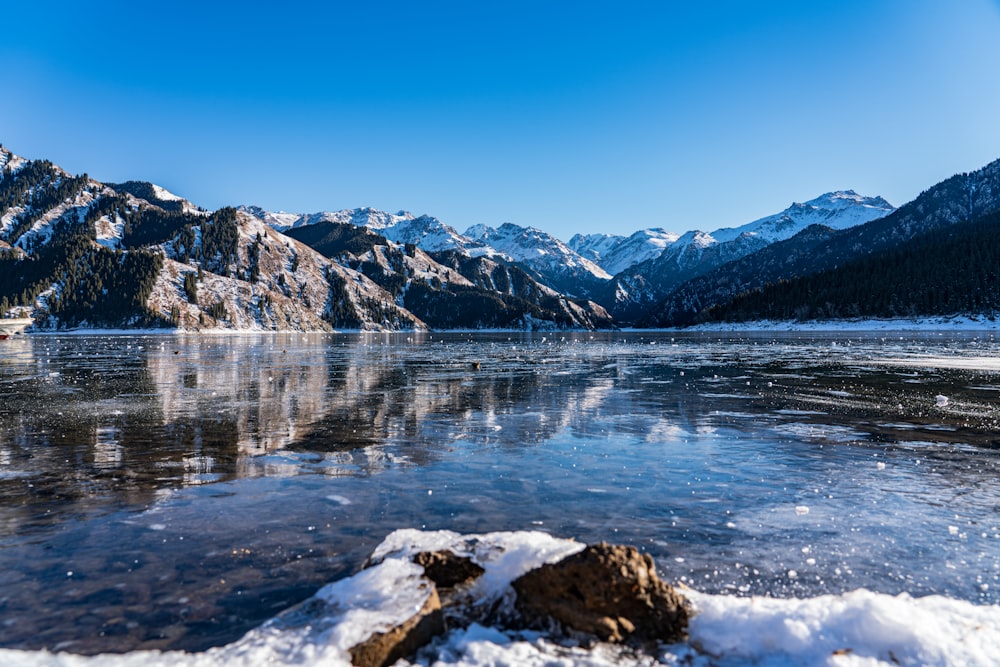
(0, 332, 999, 654)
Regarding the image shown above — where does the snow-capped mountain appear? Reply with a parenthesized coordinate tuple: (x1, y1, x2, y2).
(13, 138, 1000, 332)
(282, 220, 613, 330)
(595, 191, 895, 323)
(0, 148, 424, 331)
(569, 228, 680, 275)
(0, 145, 611, 331)
(239, 206, 487, 255)
(647, 159, 1000, 327)
(463, 222, 612, 296)
(708, 191, 895, 244)
(110, 181, 207, 216)
(243, 207, 614, 297)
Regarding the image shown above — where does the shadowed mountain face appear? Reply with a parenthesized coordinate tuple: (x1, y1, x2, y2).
(644, 157, 1000, 327)
(596, 191, 895, 324)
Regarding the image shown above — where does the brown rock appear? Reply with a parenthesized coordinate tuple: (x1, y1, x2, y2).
(413, 551, 485, 589)
(511, 543, 688, 643)
(348, 586, 445, 667)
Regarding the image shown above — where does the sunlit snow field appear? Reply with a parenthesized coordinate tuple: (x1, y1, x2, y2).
(1, 331, 999, 665)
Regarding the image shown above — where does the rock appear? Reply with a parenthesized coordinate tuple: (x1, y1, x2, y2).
(348, 586, 445, 667)
(413, 551, 485, 589)
(511, 542, 688, 644)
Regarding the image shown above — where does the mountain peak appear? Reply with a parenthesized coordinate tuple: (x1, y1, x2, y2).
(708, 191, 895, 245)
(802, 190, 894, 211)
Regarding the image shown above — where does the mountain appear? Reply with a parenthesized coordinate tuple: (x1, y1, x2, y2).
(284, 221, 614, 330)
(239, 206, 489, 255)
(463, 222, 612, 297)
(8, 140, 999, 332)
(0, 148, 413, 330)
(0, 146, 610, 331)
(598, 191, 895, 323)
(569, 228, 680, 275)
(701, 208, 1000, 323)
(708, 191, 894, 244)
(644, 158, 1000, 327)
(243, 207, 613, 299)
(109, 181, 206, 216)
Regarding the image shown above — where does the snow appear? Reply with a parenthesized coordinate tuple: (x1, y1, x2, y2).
(464, 222, 612, 281)
(12, 181, 102, 252)
(709, 191, 894, 245)
(682, 315, 1000, 333)
(685, 588, 1000, 667)
(2, 529, 998, 667)
(151, 184, 184, 202)
(571, 229, 681, 275)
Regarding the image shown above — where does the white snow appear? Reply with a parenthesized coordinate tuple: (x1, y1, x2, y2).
(683, 315, 1000, 333)
(1, 529, 998, 667)
(684, 587, 1000, 667)
(151, 184, 184, 202)
(464, 222, 612, 281)
(709, 191, 894, 245)
(570, 229, 681, 275)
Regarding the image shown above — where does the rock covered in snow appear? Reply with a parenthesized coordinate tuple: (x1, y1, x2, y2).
(341, 535, 690, 664)
(347, 582, 444, 667)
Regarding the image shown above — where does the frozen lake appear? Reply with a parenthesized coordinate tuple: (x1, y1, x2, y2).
(1, 331, 999, 659)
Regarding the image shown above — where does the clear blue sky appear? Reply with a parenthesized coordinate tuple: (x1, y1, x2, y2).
(3, 1, 1000, 240)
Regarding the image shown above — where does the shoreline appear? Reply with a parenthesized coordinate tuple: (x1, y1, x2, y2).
(12, 314, 1000, 336)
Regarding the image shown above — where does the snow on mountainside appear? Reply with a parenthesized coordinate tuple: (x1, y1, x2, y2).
(0, 146, 28, 174)
(648, 158, 1000, 327)
(151, 210, 425, 332)
(594, 191, 895, 323)
(569, 228, 680, 275)
(0, 147, 427, 331)
(242, 206, 611, 297)
(239, 206, 488, 255)
(708, 190, 895, 244)
(110, 181, 207, 216)
(464, 222, 612, 291)
(652, 190, 894, 264)
(2, 142, 914, 332)
(282, 220, 614, 330)
(568, 232, 623, 263)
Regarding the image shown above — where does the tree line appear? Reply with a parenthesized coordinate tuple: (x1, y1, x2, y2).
(701, 209, 1000, 323)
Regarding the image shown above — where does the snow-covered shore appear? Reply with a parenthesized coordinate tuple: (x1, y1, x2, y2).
(2, 529, 997, 667)
(679, 315, 1000, 332)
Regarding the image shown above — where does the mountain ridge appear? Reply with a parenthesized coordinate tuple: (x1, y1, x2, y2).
(6, 141, 1000, 332)
(643, 156, 1000, 327)
(0, 145, 611, 331)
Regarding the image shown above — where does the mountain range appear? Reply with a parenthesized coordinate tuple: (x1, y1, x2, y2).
(3, 141, 1000, 332)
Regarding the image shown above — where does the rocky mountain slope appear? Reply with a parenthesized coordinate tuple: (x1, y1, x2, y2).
(701, 207, 1000, 323)
(284, 221, 613, 330)
(242, 207, 614, 300)
(0, 146, 610, 331)
(462, 222, 611, 297)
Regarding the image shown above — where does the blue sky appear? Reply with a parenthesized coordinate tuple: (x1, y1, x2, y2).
(3, 1, 1000, 240)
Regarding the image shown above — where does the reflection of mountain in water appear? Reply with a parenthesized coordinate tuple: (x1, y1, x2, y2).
(146, 335, 332, 458)
(9, 333, 999, 538)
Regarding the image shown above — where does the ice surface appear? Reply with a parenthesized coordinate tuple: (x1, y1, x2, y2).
(2, 529, 998, 667)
